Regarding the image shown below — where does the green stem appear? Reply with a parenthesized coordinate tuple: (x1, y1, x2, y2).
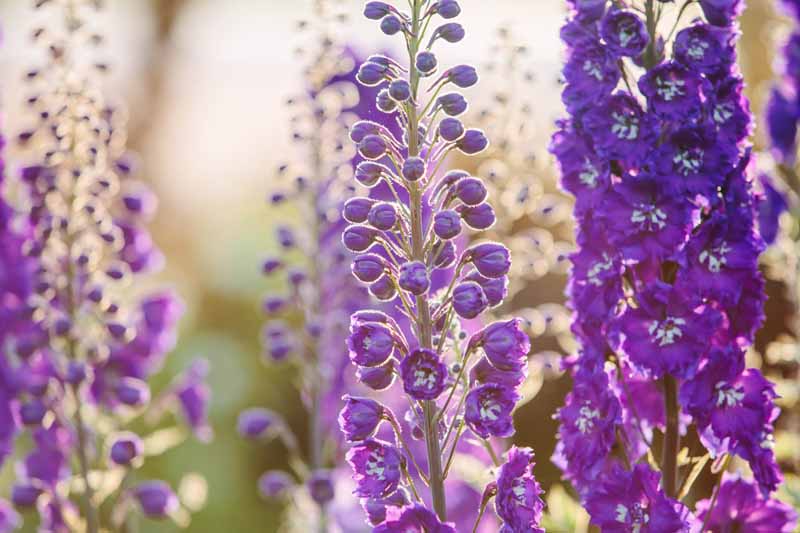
(407, 0, 447, 521)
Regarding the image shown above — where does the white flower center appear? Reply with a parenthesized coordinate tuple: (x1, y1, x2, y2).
(648, 317, 686, 346)
(579, 159, 600, 187)
(698, 241, 731, 273)
(688, 39, 709, 60)
(587, 253, 614, 286)
(583, 59, 603, 80)
(480, 400, 502, 422)
(673, 148, 704, 176)
(713, 103, 734, 124)
(366, 451, 387, 480)
(656, 76, 686, 101)
(575, 403, 600, 434)
(413, 368, 437, 390)
(611, 111, 639, 140)
(631, 204, 668, 230)
(715, 381, 745, 407)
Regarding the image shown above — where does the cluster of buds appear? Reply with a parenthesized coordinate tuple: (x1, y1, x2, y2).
(551, 0, 796, 530)
(0, 1, 209, 531)
(337, 1, 544, 531)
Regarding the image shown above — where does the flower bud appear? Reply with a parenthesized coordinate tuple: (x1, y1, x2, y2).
(433, 210, 462, 239)
(262, 258, 283, 274)
(465, 272, 508, 307)
(308, 470, 336, 506)
(277, 226, 295, 248)
(376, 89, 397, 112)
(339, 395, 386, 441)
(258, 471, 294, 499)
(369, 276, 397, 300)
(350, 121, 386, 143)
(456, 129, 489, 154)
(238, 407, 279, 439)
(398, 261, 429, 295)
(355, 162, 387, 187)
(20, 400, 47, 426)
(344, 197, 376, 223)
(368, 202, 397, 230)
(443, 65, 478, 88)
(364, 1, 394, 19)
(454, 177, 488, 205)
(380, 15, 403, 35)
(343, 225, 378, 252)
(434, 240, 457, 269)
(357, 361, 396, 390)
(466, 242, 511, 278)
(352, 254, 387, 283)
(11, 484, 41, 508)
(357, 62, 390, 87)
(115, 377, 151, 407)
(389, 79, 411, 102)
(438, 117, 465, 141)
(433, 0, 461, 18)
(400, 349, 448, 400)
(415, 51, 438, 75)
(402, 157, 426, 181)
(436, 93, 468, 116)
(358, 134, 389, 159)
(134, 481, 179, 519)
(458, 203, 496, 230)
(110, 432, 144, 466)
(434, 23, 465, 43)
(453, 281, 489, 319)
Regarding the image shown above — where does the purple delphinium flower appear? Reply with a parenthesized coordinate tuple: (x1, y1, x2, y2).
(134, 481, 180, 519)
(695, 473, 798, 532)
(340, 0, 534, 529)
(552, 0, 784, 525)
(346, 439, 404, 498)
(494, 447, 545, 533)
(1, 4, 206, 530)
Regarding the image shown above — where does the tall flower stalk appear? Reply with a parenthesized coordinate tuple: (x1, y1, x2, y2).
(0, 1, 209, 530)
(338, 1, 543, 530)
(552, 0, 796, 530)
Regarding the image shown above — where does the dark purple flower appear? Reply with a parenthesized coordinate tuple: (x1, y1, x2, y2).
(134, 481, 179, 519)
(399, 348, 448, 400)
(653, 126, 731, 196)
(466, 242, 511, 278)
(346, 439, 404, 498)
(456, 129, 489, 155)
(563, 42, 620, 112)
(352, 253, 387, 282)
(638, 61, 705, 119)
(438, 117, 464, 141)
(347, 321, 396, 367)
(433, 23, 465, 44)
(434, 210, 462, 240)
(600, 9, 649, 58)
(373, 503, 457, 533)
(695, 474, 797, 532)
(454, 176, 488, 206)
(110, 432, 143, 466)
(470, 318, 530, 371)
(584, 463, 689, 532)
(458, 203, 495, 230)
(436, 93, 468, 116)
(339, 395, 386, 442)
(11, 484, 41, 508)
(700, 0, 744, 27)
(452, 281, 488, 319)
(464, 383, 518, 438)
(344, 197, 376, 223)
(494, 447, 544, 533)
(469, 357, 527, 389)
(364, 2, 395, 20)
(433, 0, 461, 19)
(464, 272, 507, 308)
(368, 202, 398, 230)
(582, 92, 655, 166)
(443, 65, 478, 88)
(398, 261, 429, 295)
(673, 23, 733, 74)
(389, 79, 411, 101)
(357, 361, 396, 391)
(416, 51, 438, 75)
(343, 224, 378, 252)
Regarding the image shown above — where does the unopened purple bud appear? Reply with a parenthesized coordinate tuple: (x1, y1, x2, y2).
(400, 348, 448, 400)
(115, 377, 151, 407)
(459, 203, 496, 230)
(437, 93, 468, 116)
(343, 225, 378, 252)
(389, 79, 411, 101)
(438, 117, 465, 141)
(434, 23, 465, 43)
(454, 177, 488, 205)
(262, 258, 283, 274)
(380, 15, 404, 35)
(339, 395, 386, 441)
(398, 261, 430, 295)
(434, 240, 457, 269)
(369, 276, 397, 300)
(357, 62, 390, 87)
(434, 0, 461, 18)
(377, 89, 397, 112)
(110, 432, 144, 466)
(134, 481, 179, 519)
(308, 470, 335, 506)
(106, 321, 130, 340)
(472, 318, 531, 371)
(357, 361, 396, 390)
(457, 129, 489, 154)
(262, 296, 287, 315)
(11, 484, 41, 507)
(364, 1, 394, 20)
(270, 192, 286, 205)
(288, 268, 306, 286)
(277, 226, 295, 248)
(344, 197, 376, 223)
(352, 254, 387, 283)
(355, 162, 387, 187)
(358, 135, 389, 159)
(122, 190, 157, 218)
(434, 210, 462, 239)
(445, 65, 478, 88)
(402, 157, 426, 182)
(20, 400, 47, 426)
(258, 471, 294, 499)
(467, 242, 511, 278)
(350, 121, 385, 143)
(65, 361, 88, 385)
(53, 317, 71, 337)
(465, 272, 508, 307)
(416, 51, 438, 75)
(453, 281, 489, 319)
(368, 202, 397, 230)
(238, 407, 278, 439)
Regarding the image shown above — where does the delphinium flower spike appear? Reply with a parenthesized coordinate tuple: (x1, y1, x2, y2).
(240, 2, 390, 531)
(0, 1, 209, 530)
(551, 0, 796, 530)
(340, 1, 543, 530)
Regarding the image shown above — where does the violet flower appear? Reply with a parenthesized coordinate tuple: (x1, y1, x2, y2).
(339, 1, 539, 530)
(551, 0, 790, 529)
(0, 3, 207, 531)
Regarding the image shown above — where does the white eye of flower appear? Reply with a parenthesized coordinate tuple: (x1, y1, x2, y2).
(648, 317, 686, 346)
(579, 159, 600, 187)
(480, 400, 502, 421)
(655, 76, 686, 101)
(687, 39, 709, 60)
(714, 381, 745, 407)
(673, 148, 704, 176)
(366, 452, 387, 480)
(619, 26, 635, 47)
(587, 253, 614, 286)
(611, 111, 639, 140)
(698, 241, 731, 273)
(575, 403, 600, 434)
(583, 59, 603, 81)
(713, 102, 735, 124)
(631, 204, 668, 230)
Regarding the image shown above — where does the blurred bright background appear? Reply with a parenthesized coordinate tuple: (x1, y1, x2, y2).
(0, 0, 792, 531)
